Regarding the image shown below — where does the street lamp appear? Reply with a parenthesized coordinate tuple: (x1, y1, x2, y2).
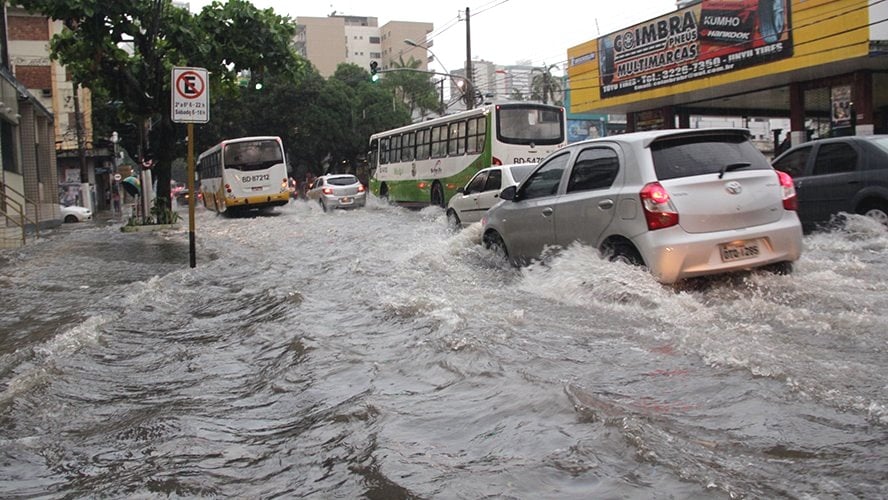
(404, 38, 473, 109)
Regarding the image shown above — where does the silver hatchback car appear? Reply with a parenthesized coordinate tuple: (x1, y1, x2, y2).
(481, 128, 803, 284)
(307, 174, 367, 211)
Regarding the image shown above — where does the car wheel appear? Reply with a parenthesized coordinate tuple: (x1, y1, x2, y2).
(64, 214, 78, 223)
(446, 209, 461, 231)
(431, 182, 445, 209)
(604, 240, 644, 267)
(858, 201, 888, 227)
(483, 230, 510, 261)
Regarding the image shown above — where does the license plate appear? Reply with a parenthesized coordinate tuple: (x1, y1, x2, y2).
(720, 240, 760, 262)
(340, 197, 352, 203)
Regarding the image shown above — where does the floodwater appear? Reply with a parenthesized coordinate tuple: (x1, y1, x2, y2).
(1, 199, 887, 499)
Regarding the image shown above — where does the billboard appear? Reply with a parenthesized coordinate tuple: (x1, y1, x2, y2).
(598, 0, 792, 98)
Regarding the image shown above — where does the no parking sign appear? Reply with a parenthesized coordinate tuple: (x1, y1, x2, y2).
(171, 67, 209, 123)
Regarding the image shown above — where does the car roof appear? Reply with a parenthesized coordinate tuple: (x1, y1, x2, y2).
(570, 127, 753, 149)
(774, 134, 888, 157)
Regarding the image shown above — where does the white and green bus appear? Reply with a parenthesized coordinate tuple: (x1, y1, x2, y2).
(197, 136, 291, 214)
(368, 102, 567, 208)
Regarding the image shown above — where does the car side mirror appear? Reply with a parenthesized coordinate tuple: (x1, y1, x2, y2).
(500, 185, 517, 201)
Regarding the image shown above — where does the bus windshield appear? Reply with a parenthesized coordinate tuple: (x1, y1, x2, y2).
(224, 139, 284, 172)
(496, 105, 564, 145)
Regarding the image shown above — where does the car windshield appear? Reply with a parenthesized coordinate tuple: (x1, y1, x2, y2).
(650, 133, 771, 181)
(508, 164, 536, 184)
(327, 176, 358, 186)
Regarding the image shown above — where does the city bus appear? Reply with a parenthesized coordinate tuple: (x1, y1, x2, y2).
(368, 102, 567, 208)
(197, 136, 290, 214)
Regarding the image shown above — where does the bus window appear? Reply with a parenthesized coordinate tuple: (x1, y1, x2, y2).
(368, 139, 379, 169)
(391, 134, 402, 162)
(380, 138, 390, 164)
(402, 132, 415, 161)
(467, 117, 485, 154)
(497, 105, 565, 145)
(449, 121, 467, 155)
(431, 125, 447, 159)
(417, 128, 431, 160)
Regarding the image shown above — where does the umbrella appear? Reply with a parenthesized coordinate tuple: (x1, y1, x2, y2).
(122, 176, 141, 197)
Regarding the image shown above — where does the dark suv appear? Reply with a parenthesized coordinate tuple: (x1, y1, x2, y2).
(772, 135, 888, 232)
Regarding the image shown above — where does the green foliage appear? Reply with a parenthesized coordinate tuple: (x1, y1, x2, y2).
(531, 64, 564, 106)
(18, 1, 432, 188)
(381, 56, 443, 118)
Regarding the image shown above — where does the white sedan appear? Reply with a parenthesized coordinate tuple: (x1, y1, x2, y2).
(60, 204, 92, 223)
(446, 164, 536, 229)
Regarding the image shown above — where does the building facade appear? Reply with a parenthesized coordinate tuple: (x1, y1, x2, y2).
(6, 6, 114, 215)
(295, 15, 433, 77)
(0, 5, 61, 247)
(567, 0, 888, 149)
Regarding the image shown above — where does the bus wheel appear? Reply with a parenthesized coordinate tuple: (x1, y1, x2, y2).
(379, 183, 389, 203)
(431, 182, 445, 208)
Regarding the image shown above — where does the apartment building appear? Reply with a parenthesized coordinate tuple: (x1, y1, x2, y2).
(294, 15, 433, 77)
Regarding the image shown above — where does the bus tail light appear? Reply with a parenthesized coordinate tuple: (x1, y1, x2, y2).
(640, 182, 679, 230)
(776, 170, 798, 211)
(225, 183, 232, 194)
(418, 182, 428, 189)
(492, 157, 503, 166)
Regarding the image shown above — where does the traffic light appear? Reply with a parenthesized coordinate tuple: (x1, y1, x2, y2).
(369, 61, 379, 82)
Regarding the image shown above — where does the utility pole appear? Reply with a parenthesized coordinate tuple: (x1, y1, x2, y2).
(465, 7, 473, 110)
(72, 83, 92, 210)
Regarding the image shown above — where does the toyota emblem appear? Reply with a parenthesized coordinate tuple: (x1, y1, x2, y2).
(725, 181, 743, 195)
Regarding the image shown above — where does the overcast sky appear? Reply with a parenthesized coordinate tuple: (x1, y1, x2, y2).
(189, 0, 679, 74)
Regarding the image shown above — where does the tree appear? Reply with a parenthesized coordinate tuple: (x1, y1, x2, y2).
(382, 56, 443, 119)
(530, 64, 564, 106)
(18, 0, 301, 207)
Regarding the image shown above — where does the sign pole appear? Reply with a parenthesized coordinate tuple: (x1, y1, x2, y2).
(172, 66, 209, 269)
(187, 122, 196, 268)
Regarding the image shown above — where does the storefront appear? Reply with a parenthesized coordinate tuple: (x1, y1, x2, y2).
(567, 0, 888, 149)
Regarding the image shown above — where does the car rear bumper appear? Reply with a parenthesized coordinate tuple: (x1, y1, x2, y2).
(633, 212, 803, 284)
(323, 192, 366, 209)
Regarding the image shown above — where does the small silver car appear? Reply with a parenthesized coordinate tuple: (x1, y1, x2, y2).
(307, 174, 366, 211)
(446, 164, 536, 229)
(481, 128, 803, 284)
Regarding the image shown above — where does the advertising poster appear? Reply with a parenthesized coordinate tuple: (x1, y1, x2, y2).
(831, 85, 852, 127)
(567, 119, 606, 143)
(599, 0, 792, 98)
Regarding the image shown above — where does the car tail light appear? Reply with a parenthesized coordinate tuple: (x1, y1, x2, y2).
(776, 170, 798, 211)
(357, 184, 366, 192)
(640, 182, 679, 230)
(323, 187, 334, 195)
(492, 157, 503, 166)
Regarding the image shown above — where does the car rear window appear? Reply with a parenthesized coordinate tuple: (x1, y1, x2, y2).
(328, 176, 358, 186)
(650, 133, 771, 181)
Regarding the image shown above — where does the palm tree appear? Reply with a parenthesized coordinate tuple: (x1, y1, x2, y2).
(386, 56, 443, 117)
(530, 64, 563, 106)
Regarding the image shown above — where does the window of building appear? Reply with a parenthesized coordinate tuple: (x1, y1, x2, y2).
(370, 36, 380, 44)
(1, 118, 20, 174)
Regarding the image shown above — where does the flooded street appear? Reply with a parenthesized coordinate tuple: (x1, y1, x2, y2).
(1, 199, 887, 499)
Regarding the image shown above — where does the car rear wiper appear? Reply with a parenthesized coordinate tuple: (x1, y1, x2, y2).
(718, 161, 751, 179)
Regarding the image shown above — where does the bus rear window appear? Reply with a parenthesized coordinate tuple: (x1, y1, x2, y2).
(496, 105, 564, 145)
(224, 140, 283, 171)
